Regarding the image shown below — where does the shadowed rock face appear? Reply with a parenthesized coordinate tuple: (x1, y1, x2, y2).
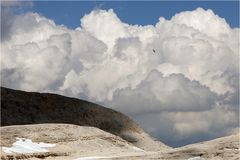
(1, 87, 170, 151)
(1, 87, 141, 136)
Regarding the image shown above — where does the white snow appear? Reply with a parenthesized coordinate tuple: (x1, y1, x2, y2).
(188, 156, 205, 160)
(75, 156, 110, 160)
(132, 146, 144, 152)
(2, 138, 56, 154)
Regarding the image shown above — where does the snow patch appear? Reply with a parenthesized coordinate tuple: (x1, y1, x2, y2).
(2, 138, 56, 154)
(75, 156, 110, 160)
(188, 156, 205, 160)
(132, 146, 144, 152)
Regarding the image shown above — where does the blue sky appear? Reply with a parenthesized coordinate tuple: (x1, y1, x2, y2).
(31, 1, 239, 29)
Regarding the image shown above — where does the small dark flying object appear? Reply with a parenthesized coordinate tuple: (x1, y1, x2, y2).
(153, 49, 156, 53)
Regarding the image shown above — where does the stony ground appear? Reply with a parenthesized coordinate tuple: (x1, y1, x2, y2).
(120, 131, 240, 160)
(0, 124, 160, 160)
(1, 124, 239, 160)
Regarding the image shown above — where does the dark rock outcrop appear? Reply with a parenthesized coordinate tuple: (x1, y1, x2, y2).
(0, 87, 170, 151)
(1, 87, 139, 133)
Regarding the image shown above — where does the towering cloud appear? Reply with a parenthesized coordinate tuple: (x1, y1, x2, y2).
(1, 8, 239, 146)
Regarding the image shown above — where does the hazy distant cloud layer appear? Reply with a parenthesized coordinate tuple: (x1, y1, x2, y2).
(1, 8, 239, 146)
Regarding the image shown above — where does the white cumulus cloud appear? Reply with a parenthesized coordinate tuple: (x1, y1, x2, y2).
(1, 8, 239, 147)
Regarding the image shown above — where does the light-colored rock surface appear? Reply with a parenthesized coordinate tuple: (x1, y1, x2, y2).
(118, 132, 240, 160)
(120, 130, 170, 151)
(0, 124, 153, 160)
(1, 124, 239, 160)
(169, 131, 239, 160)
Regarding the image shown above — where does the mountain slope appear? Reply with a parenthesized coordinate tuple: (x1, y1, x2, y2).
(1, 124, 239, 160)
(1, 124, 148, 160)
(1, 87, 170, 151)
(121, 131, 240, 160)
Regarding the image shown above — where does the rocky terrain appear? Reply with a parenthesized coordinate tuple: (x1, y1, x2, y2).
(1, 87, 239, 159)
(125, 131, 240, 160)
(1, 87, 169, 152)
(1, 124, 150, 160)
(1, 124, 239, 160)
